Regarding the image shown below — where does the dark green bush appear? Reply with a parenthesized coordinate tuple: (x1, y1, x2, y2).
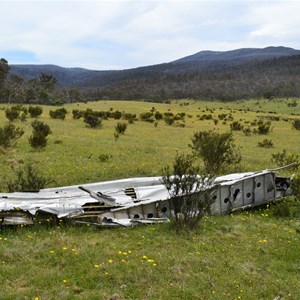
(7, 162, 51, 192)
(72, 109, 84, 119)
(29, 120, 51, 149)
(190, 130, 241, 175)
(0, 123, 24, 148)
(5, 107, 20, 122)
(162, 153, 215, 231)
(292, 119, 300, 130)
(115, 122, 127, 135)
(258, 139, 274, 148)
(271, 149, 299, 170)
(49, 108, 67, 120)
(113, 110, 122, 120)
(28, 106, 43, 118)
(257, 123, 271, 134)
(230, 121, 244, 131)
(84, 114, 102, 128)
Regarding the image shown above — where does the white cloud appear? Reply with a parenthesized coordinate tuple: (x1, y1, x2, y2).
(0, 0, 300, 69)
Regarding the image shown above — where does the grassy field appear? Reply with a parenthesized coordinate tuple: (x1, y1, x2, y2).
(0, 98, 299, 189)
(0, 98, 300, 299)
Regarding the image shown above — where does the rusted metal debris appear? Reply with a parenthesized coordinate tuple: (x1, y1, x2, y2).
(0, 164, 296, 227)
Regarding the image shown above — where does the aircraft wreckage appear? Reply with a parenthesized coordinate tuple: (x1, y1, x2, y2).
(0, 164, 296, 227)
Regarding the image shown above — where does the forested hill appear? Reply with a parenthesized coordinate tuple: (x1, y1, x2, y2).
(6, 46, 300, 102)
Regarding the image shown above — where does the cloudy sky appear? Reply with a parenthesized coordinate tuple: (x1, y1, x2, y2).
(1, 0, 300, 70)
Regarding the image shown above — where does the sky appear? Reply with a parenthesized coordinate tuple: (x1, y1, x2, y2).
(1, 0, 300, 70)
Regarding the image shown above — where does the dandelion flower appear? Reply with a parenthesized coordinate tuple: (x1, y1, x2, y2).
(94, 264, 100, 268)
(108, 259, 113, 263)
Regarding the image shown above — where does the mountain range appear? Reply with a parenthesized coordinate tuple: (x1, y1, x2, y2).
(8, 46, 300, 101)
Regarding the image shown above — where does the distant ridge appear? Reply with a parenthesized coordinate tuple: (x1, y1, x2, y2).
(173, 46, 300, 64)
(8, 46, 300, 100)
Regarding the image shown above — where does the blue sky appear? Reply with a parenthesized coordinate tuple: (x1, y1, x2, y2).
(1, 0, 300, 70)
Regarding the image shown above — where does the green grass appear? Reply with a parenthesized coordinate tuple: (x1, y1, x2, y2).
(0, 98, 300, 299)
(0, 98, 299, 189)
(0, 206, 299, 299)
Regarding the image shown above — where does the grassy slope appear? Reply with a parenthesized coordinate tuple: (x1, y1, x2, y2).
(0, 98, 299, 299)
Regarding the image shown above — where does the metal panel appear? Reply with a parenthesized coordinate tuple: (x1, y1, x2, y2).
(210, 188, 221, 214)
(230, 182, 243, 209)
(219, 186, 231, 214)
(264, 173, 276, 201)
(242, 178, 255, 206)
(253, 175, 265, 205)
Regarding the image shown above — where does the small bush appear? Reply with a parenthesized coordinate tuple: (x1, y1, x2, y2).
(271, 149, 299, 170)
(242, 127, 252, 136)
(7, 162, 51, 192)
(190, 130, 241, 175)
(84, 114, 102, 128)
(49, 108, 67, 120)
(0, 123, 24, 148)
(257, 122, 272, 134)
(123, 113, 137, 123)
(161, 153, 216, 231)
(292, 119, 300, 130)
(113, 110, 122, 120)
(5, 107, 20, 122)
(139, 112, 154, 123)
(98, 154, 113, 162)
(28, 106, 43, 118)
(164, 116, 175, 126)
(258, 139, 274, 148)
(154, 111, 163, 120)
(115, 122, 127, 135)
(29, 120, 51, 149)
(72, 109, 84, 119)
(230, 121, 243, 131)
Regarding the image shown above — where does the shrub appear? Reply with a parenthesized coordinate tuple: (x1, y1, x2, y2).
(98, 154, 113, 162)
(190, 130, 241, 175)
(257, 122, 272, 134)
(28, 106, 43, 118)
(161, 153, 216, 231)
(115, 122, 127, 135)
(49, 108, 68, 120)
(72, 109, 84, 119)
(0, 123, 24, 148)
(29, 120, 51, 149)
(123, 113, 137, 123)
(84, 114, 102, 128)
(7, 162, 51, 192)
(242, 127, 252, 136)
(292, 119, 300, 130)
(154, 111, 163, 120)
(5, 107, 20, 122)
(113, 110, 122, 120)
(139, 111, 154, 123)
(164, 116, 175, 126)
(271, 149, 299, 171)
(230, 121, 243, 131)
(31, 120, 51, 136)
(258, 139, 274, 148)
